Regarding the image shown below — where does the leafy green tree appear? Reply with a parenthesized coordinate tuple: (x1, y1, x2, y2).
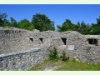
(57, 19, 75, 32)
(2, 19, 11, 27)
(80, 21, 90, 34)
(0, 12, 7, 26)
(75, 21, 81, 32)
(31, 14, 55, 31)
(57, 24, 68, 32)
(91, 26, 100, 35)
(96, 17, 100, 25)
(18, 19, 34, 31)
(57, 19, 91, 34)
(10, 17, 18, 27)
(90, 17, 100, 35)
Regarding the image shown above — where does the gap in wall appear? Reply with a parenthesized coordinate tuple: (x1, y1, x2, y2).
(88, 38, 98, 46)
(39, 38, 43, 43)
(30, 38, 33, 42)
(61, 38, 66, 45)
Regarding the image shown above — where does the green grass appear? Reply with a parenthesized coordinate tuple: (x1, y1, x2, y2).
(28, 59, 100, 71)
(56, 60, 100, 71)
(29, 59, 59, 71)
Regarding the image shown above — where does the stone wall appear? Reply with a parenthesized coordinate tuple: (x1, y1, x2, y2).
(31, 30, 100, 64)
(0, 47, 49, 71)
(0, 28, 100, 70)
(0, 28, 34, 54)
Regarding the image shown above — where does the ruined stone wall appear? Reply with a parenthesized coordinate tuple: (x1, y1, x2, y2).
(0, 28, 34, 54)
(61, 32, 100, 63)
(0, 47, 49, 71)
(32, 31, 100, 64)
(0, 28, 100, 70)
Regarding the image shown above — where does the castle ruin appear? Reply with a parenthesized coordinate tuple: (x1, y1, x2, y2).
(0, 27, 100, 70)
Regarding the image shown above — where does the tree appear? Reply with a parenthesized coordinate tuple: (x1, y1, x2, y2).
(91, 26, 100, 35)
(57, 19, 75, 32)
(80, 21, 88, 34)
(96, 17, 100, 25)
(90, 17, 100, 35)
(31, 14, 55, 31)
(2, 19, 11, 27)
(18, 19, 34, 31)
(75, 21, 81, 32)
(10, 17, 18, 27)
(75, 21, 91, 34)
(0, 12, 7, 26)
(57, 19, 91, 34)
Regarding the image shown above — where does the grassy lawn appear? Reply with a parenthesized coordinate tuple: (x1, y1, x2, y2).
(29, 59, 100, 71)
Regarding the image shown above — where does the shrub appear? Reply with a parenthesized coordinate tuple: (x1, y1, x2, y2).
(60, 50, 69, 61)
(4, 30, 9, 34)
(49, 47, 58, 60)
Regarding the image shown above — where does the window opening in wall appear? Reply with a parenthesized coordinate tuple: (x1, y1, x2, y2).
(30, 38, 33, 42)
(61, 38, 66, 45)
(88, 38, 98, 45)
(39, 38, 43, 43)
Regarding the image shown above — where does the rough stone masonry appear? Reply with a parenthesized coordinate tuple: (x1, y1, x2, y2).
(0, 27, 100, 70)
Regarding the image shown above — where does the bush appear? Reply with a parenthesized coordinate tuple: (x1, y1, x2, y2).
(4, 30, 9, 34)
(49, 47, 58, 60)
(60, 50, 69, 61)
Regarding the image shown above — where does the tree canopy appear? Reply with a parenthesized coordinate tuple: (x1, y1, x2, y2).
(18, 19, 34, 31)
(31, 14, 55, 31)
(0, 12, 7, 26)
(57, 18, 100, 35)
(57, 19, 76, 32)
(0, 12, 100, 35)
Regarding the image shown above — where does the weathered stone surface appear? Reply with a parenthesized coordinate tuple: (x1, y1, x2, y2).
(67, 45, 75, 50)
(0, 27, 100, 70)
(0, 47, 49, 71)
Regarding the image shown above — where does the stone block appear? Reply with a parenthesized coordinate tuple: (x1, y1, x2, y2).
(67, 45, 75, 50)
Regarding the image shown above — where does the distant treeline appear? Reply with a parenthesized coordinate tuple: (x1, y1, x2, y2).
(0, 12, 100, 35)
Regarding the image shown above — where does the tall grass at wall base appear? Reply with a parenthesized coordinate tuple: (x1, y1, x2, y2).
(29, 59, 100, 71)
(48, 47, 58, 60)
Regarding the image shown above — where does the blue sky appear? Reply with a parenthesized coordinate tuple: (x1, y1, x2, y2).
(0, 4, 100, 29)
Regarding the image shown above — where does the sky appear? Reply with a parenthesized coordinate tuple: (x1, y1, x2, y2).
(0, 4, 100, 29)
